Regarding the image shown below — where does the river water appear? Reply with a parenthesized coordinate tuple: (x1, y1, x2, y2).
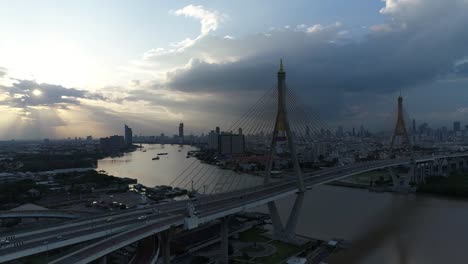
(98, 144, 468, 263)
(97, 144, 263, 193)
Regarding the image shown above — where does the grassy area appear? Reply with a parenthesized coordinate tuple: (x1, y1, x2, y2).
(256, 241, 300, 263)
(236, 228, 303, 264)
(350, 170, 391, 184)
(243, 244, 267, 253)
(238, 228, 270, 243)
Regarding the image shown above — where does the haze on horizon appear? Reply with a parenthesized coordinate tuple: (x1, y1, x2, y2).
(1, 0, 468, 140)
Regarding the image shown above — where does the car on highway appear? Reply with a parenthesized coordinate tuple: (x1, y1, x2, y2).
(0, 239, 10, 246)
(137, 215, 147, 220)
(106, 217, 114, 222)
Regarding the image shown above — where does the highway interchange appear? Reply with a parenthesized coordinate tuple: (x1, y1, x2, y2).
(0, 154, 465, 263)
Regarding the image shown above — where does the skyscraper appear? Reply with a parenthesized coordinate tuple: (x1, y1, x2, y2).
(179, 123, 184, 139)
(336, 126, 344, 138)
(454, 121, 461, 132)
(216, 126, 220, 134)
(208, 130, 218, 150)
(124, 124, 133, 146)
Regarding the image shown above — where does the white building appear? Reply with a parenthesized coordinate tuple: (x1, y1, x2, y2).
(208, 131, 219, 150)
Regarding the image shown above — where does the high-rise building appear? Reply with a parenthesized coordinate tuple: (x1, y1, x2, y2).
(208, 130, 218, 150)
(238, 127, 243, 135)
(454, 121, 461, 132)
(216, 126, 220, 134)
(219, 134, 245, 155)
(100, 135, 125, 153)
(179, 123, 184, 139)
(124, 124, 133, 146)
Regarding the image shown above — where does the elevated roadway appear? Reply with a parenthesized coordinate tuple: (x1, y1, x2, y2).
(1, 154, 467, 263)
(0, 210, 82, 219)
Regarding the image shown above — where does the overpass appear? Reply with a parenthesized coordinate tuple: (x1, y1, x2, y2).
(1, 154, 467, 263)
(0, 210, 82, 219)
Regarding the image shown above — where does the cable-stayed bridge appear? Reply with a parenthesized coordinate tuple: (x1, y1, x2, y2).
(1, 62, 467, 264)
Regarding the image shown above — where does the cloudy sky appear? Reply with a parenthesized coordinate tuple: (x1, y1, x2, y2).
(1, 0, 468, 139)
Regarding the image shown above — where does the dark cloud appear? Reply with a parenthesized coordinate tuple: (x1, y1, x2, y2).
(0, 80, 104, 109)
(162, 0, 468, 124)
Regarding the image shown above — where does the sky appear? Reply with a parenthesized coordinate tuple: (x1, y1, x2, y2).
(0, 0, 468, 139)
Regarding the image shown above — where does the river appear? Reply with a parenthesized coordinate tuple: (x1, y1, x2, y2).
(98, 144, 468, 263)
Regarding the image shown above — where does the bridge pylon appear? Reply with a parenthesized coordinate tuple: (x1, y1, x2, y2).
(389, 94, 416, 188)
(264, 60, 305, 243)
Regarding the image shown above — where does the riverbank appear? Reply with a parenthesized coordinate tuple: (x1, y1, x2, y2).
(330, 168, 468, 200)
(417, 172, 468, 198)
(0, 170, 136, 210)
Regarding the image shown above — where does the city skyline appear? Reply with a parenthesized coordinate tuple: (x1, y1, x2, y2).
(2, 2, 468, 263)
(1, 0, 468, 139)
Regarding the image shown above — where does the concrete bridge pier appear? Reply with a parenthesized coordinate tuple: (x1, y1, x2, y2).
(433, 162, 439, 176)
(428, 162, 434, 178)
(159, 230, 171, 264)
(219, 217, 229, 264)
(268, 201, 285, 238)
(412, 164, 420, 185)
(131, 235, 158, 264)
(407, 164, 416, 186)
(389, 167, 400, 188)
(417, 163, 427, 184)
(284, 192, 304, 237)
(267, 192, 305, 243)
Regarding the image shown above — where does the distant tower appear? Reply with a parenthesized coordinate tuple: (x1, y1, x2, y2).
(179, 123, 184, 142)
(389, 95, 415, 188)
(390, 95, 412, 151)
(238, 127, 242, 135)
(124, 124, 133, 146)
(215, 126, 220, 135)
